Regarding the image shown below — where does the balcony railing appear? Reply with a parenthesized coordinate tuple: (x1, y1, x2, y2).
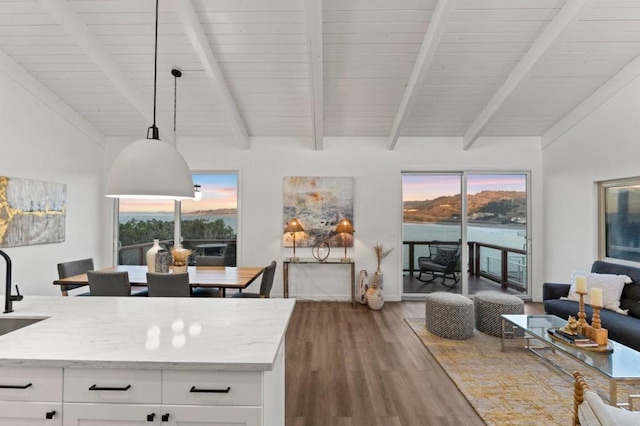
(119, 239, 237, 266)
(403, 240, 527, 292)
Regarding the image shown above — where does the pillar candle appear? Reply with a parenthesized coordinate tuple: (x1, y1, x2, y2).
(590, 287, 603, 307)
(575, 276, 587, 293)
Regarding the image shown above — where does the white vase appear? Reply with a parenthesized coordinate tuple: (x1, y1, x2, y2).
(366, 282, 384, 310)
(146, 239, 161, 272)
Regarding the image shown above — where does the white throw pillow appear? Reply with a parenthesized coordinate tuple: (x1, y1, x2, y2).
(567, 271, 631, 312)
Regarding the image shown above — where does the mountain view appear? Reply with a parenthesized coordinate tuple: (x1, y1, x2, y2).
(404, 191, 526, 224)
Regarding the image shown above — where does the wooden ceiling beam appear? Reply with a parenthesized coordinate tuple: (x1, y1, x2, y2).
(176, 0, 249, 149)
(462, 0, 586, 150)
(304, 0, 323, 151)
(388, 0, 456, 151)
(37, 0, 174, 145)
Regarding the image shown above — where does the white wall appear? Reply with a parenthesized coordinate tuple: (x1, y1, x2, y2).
(0, 72, 105, 296)
(106, 134, 544, 301)
(542, 76, 640, 284)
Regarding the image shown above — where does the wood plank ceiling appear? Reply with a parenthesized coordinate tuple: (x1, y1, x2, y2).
(0, 0, 639, 150)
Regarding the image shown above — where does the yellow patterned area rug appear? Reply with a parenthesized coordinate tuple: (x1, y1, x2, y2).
(405, 318, 635, 426)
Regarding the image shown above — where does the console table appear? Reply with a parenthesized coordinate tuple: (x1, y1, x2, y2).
(283, 258, 356, 308)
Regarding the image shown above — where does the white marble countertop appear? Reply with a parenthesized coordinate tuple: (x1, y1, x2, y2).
(0, 296, 295, 371)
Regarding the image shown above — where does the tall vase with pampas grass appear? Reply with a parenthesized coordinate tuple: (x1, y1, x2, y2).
(367, 243, 392, 310)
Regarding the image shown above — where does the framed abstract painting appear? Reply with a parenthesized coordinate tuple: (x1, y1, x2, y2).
(283, 176, 354, 248)
(0, 176, 66, 247)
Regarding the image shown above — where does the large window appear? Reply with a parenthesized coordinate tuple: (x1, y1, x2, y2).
(600, 177, 640, 263)
(117, 173, 238, 266)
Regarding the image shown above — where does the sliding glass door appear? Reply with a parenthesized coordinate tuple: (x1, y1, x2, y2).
(403, 173, 463, 294)
(402, 172, 530, 298)
(466, 173, 528, 295)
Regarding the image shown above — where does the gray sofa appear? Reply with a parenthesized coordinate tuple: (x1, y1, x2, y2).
(543, 260, 640, 352)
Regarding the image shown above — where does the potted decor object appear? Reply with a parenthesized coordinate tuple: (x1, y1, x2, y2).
(367, 243, 392, 310)
(155, 249, 171, 273)
(358, 270, 369, 305)
(171, 246, 192, 273)
(146, 239, 162, 272)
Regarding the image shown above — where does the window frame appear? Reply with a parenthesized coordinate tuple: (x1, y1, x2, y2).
(598, 175, 640, 265)
(113, 171, 239, 266)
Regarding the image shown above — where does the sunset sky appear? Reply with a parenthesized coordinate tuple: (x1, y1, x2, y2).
(119, 174, 238, 213)
(403, 174, 526, 202)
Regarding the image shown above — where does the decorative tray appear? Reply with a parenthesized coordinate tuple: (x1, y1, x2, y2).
(547, 328, 613, 354)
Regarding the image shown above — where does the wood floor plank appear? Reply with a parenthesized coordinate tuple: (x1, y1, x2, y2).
(286, 301, 507, 425)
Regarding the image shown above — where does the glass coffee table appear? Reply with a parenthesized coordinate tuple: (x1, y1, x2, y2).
(501, 314, 640, 406)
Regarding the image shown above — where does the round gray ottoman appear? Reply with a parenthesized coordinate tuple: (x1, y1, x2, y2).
(424, 292, 474, 340)
(474, 291, 524, 337)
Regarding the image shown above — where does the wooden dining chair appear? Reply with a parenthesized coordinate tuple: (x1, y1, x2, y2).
(146, 272, 191, 297)
(57, 258, 94, 296)
(87, 271, 131, 296)
(232, 261, 276, 298)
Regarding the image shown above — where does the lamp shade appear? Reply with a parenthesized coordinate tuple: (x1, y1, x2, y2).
(335, 218, 354, 234)
(284, 218, 304, 233)
(106, 138, 194, 200)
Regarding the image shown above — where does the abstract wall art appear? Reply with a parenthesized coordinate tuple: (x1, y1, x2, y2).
(0, 176, 66, 247)
(283, 176, 354, 247)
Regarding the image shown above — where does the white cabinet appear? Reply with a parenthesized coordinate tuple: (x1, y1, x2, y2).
(160, 405, 262, 425)
(0, 367, 62, 425)
(0, 401, 61, 426)
(0, 342, 285, 426)
(64, 404, 261, 425)
(61, 339, 285, 426)
(63, 403, 160, 425)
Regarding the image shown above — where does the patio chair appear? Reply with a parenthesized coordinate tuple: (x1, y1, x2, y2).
(417, 241, 461, 287)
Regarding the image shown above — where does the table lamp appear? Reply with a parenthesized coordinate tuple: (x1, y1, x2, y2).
(284, 218, 304, 262)
(335, 218, 354, 262)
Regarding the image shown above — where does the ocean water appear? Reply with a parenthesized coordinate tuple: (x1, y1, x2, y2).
(403, 222, 526, 250)
(119, 213, 237, 231)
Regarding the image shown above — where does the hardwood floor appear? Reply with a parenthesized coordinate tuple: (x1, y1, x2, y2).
(286, 301, 545, 425)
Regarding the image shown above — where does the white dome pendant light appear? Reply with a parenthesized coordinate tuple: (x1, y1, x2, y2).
(106, 0, 193, 200)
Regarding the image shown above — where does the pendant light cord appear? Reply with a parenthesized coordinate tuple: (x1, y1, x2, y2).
(148, 0, 160, 140)
(171, 67, 181, 147)
(173, 72, 177, 142)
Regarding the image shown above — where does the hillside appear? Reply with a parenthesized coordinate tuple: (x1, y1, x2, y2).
(404, 191, 526, 223)
(184, 208, 237, 216)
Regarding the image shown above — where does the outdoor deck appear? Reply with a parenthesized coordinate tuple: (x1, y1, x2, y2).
(403, 273, 522, 297)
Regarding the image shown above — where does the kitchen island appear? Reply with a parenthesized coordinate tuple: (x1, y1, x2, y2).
(0, 296, 295, 425)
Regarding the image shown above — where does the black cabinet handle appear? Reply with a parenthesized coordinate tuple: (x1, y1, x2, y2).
(89, 384, 132, 391)
(147, 413, 155, 422)
(45, 410, 56, 420)
(189, 385, 231, 393)
(0, 383, 32, 389)
(161, 413, 170, 422)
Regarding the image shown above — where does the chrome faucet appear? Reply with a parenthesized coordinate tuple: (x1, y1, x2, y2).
(1, 249, 22, 313)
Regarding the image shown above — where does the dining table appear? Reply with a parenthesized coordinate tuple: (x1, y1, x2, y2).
(52, 264, 265, 297)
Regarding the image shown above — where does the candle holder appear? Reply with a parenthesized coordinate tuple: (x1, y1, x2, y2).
(576, 291, 588, 330)
(589, 304, 608, 345)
